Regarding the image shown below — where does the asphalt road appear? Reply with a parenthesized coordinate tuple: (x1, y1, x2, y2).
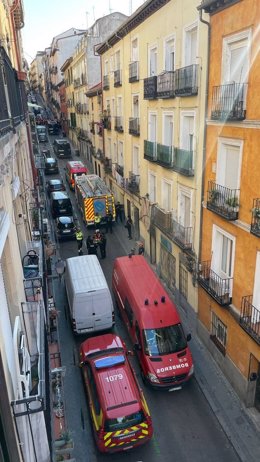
(42, 133, 240, 462)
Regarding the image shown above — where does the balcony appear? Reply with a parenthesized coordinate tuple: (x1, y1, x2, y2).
(103, 116, 111, 130)
(103, 74, 109, 90)
(240, 295, 260, 345)
(104, 158, 112, 173)
(129, 61, 139, 82)
(114, 69, 122, 87)
(175, 64, 198, 96)
(114, 116, 124, 132)
(250, 198, 260, 237)
(0, 46, 27, 137)
(115, 163, 124, 177)
(127, 172, 140, 194)
(207, 181, 240, 221)
(129, 117, 140, 136)
(151, 205, 192, 251)
(211, 83, 247, 121)
(144, 140, 157, 161)
(173, 148, 194, 176)
(157, 144, 174, 168)
(171, 218, 192, 250)
(157, 72, 175, 98)
(144, 76, 157, 99)
(198, 261, 232, 306)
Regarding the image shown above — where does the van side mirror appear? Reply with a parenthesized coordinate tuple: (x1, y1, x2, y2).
(134, 343, 141, 351)
(187, 333, 192, 342)
(127, 350, 134, 356)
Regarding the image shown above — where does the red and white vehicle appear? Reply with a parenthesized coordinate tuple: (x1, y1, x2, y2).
(112, 255, 194, 390)
(79, 333, 153, 453)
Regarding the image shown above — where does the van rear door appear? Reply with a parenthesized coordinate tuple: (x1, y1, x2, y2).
(74, 293, 94, 333)
(92, 290, 113, 331)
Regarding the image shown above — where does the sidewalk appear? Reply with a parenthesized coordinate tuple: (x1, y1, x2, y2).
(114, 220, 260, 462)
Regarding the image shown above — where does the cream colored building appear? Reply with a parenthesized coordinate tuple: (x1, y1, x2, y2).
(0, 1, 50, 460)
(97, 0, 209, 313)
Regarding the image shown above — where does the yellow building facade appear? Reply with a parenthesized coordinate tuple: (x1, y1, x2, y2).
(197, 0, 260, 408)
(97, 0, 209, 313)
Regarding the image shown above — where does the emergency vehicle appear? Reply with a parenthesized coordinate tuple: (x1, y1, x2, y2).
(112, 255, 194, 390)
(75, 174, 115, 226)
(65, 160, 88, 190)
(79, 333, 153, 453)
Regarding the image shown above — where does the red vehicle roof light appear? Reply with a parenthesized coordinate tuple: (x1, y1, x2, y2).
(94, 355, 125, 369)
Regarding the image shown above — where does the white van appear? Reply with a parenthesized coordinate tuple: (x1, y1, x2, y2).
(65, 255, 114, 334)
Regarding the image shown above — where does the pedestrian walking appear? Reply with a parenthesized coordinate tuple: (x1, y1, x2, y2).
(115, 202, 123, 223)
(86, 235, 97, 255)
(125, 216, 133, 239)
(94, 212, 101, 229)
(99, 233, 107, 259)
(75, 228, 83, 254)
(105, 211, 113, 234)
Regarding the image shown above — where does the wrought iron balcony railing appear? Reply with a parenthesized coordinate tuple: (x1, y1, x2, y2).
(211, 83, 247, 121)
(157, 144, 174, 168)
(104, 158, 112, 173)
(151, 205, 192, 251)
(175, 64, 199, 96)
(198, 261, 232, 306)
(157, 72, 175, 98)
(103, 74, 109, 90)
(207, 181, 240, 220)
(103, 116, 111, 130)
(115, 163, 124, 177)
(173, 148, 194, 176)
(129, 117, 140, 136)
(240, 295, 260, 345)
(0, 46, 27, 137)
(144, 76, 157, 99)
(129, 61, 139, 82)
(250, 198, 260, 237)
(127, 172, 140, 194)
(114, 69, 122, 87)
(114, 116, 124, 132)
(144, 140, 157, 161)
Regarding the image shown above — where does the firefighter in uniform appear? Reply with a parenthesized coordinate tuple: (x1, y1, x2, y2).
(94, 212, 101, 229)
(76, 228, 83, 255)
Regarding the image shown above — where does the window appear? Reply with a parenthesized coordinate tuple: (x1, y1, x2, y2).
(104, 60, 109, 76)
(212, 225, 235, 280)
(132, 146, 139, 175)
(114, 50, 120, 71)
(131, 38, 139, 62)
(113, 142, 117, 163)
(165, 37, 175, 71)
(132, 95, 139, 118)
(184, 23, 198, 66)
(180, 112, 195, 151)
(163, 113, 174, 147)
(148, 172, 156, 203)
(216, 138, 242, 190)
(178, 186, 192, 228)
(118, 141, 123, 166)
(222, 30, 251, 84)
(117, 96, 123, 117)
(211, 312, 227, 355)
(162, 180, 172, 211)
(148, 113, 157, 142)
(149, 46, 157, 76)
(179, 265, 188, 299)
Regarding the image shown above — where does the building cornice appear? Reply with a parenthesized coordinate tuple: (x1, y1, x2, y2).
(96, 0, 171, 55)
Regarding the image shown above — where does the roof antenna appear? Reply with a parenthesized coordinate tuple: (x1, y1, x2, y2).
(161, 296, 166, 303)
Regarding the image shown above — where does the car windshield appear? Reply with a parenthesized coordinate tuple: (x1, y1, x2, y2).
(143, 324, 187, 356)
(104, 410, 145, 432)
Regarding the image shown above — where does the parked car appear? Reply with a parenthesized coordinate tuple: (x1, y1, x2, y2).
(50, 191, 73, 218)
(44, 158, 59, 175)
(47, 121, 60, 135)
(79, 333, 153, 453)
(36, 124, 47, 143)
(46, 178, 65, 196)
(42, 148, 51, 159)
(55, 216, 76, 240)
(53, 139, 72, 158)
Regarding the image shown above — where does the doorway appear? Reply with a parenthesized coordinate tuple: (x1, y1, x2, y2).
(133, 206, 140, 240)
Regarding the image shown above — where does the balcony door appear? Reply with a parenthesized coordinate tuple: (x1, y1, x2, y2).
(184, 24, 197, 66)
(148, 113, 157, 142)
(132, 146, 140, 176)
(163, 114, 174, 147)
(222, 31, 250, 84)
(211, 225, 235, 282)
(179, 190, 191, 228)
(216, 139, 242, 190)
(131, 38, 139, 62)
(132, 95, 139, 118)
(165, 37, 175, 71)
(180, 113, 194, 151)
(253, 251, 260, 314)
(149, 46, 157, 76)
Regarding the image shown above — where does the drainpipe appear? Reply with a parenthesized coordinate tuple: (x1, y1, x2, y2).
(198, 7, 211, 271)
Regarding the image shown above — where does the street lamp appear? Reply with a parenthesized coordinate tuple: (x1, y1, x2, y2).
(55, 259, 66, 282)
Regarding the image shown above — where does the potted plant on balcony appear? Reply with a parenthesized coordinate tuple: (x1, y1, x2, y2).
(225, 196, 239, 210)
(209, 189, 221, 205)
(252, 207, 260, 220)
